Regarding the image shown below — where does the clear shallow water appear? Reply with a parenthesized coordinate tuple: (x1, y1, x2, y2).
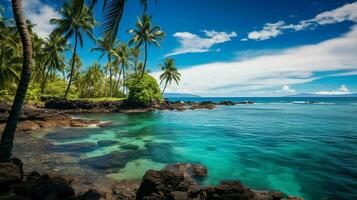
(40, 97, 357, 200)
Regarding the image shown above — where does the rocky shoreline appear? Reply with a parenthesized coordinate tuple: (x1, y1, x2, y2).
(0, 160, 302, 200)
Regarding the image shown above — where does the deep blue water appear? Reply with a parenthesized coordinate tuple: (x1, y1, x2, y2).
(40, 97, 357, 200)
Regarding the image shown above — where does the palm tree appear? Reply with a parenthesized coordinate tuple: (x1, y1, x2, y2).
(0, 36, 21, 91)
(128, 14, 164, 78)
(110, 43, 133, 94)
(0, 0, 33, 162)
(159, 58, 180, 94)
(50, 0, 95, 98)
(90, 34, 116, 96)
(82, 62, 103, 97)
(130, 47, 140, 75)
(41, 33, 68, 94)
(69, 54, 83, 92)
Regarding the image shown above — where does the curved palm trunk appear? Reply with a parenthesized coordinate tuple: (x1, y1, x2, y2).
(108, 55, 112, 97)
(141, 40, 148, 78)
(64, 29, 78, 98)
(0, 0, 32, 162)
(162, 80, 168, 94)
(40, 67, 50, 94)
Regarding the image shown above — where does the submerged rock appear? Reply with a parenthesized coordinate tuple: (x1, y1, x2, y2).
(46, 142, 97, 153)
(97, 140, 119, 147)
(121, 144, 140, 150)
(79, 150, 146, 171)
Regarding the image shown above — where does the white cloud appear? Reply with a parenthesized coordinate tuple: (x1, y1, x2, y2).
(24, 0, 60, 38)
(247, 21, 285, 41)
(277, 85, 296, 93)
(166, 30, 237, 56)
(244, 2, 357, 41)
(316, 85, 351, 95)
(152, 25, 357, 96)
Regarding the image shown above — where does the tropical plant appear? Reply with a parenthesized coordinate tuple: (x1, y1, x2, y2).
(50, 0, 95, 98)
(82, 62, 104, 97)
(0, 0, 33, 162)
(90, 34, 116, 96)
(40, 33, 68, 94)
(130, 47, 140, 74)
(111, 43, 133, 94)
(126, 73, 161, 106)
(128, 14, 164, 77)
(88, 0, 153, 42)
(159, 58, 180, 94)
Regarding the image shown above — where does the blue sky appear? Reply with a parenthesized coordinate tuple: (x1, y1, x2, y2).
(2, 0, 357, 96)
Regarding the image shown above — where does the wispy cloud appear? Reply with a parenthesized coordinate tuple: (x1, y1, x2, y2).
(166, 30, 237, 56)
(152, 25, 357, 96)
(316, 85, 350, 95)
(24, 0, 60, 38)
(243, 2, 357, 41)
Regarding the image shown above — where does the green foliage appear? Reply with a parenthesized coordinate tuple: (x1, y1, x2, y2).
(126, 73, 162, 106)
(44, 78, 78, 98)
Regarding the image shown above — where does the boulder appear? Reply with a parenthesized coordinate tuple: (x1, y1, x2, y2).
(12, 173, 75, 200)
(75, 189, 101, 200)
(165, 163, 208, 179)
(136, 168, 196, 200)
(0, 162, 21, 191)
(202, 181, 256, 200)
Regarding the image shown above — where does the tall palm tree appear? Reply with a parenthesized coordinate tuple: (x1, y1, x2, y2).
(50, 0, 95, 98)
(41, 33, 68, 94)
(90, 34, 115, 97)
(0, 0, 33, 162)
(69, 54, 83, 92)
(128, 14, 164, 78)
(110, 43, 133, 94)
(159, 58, 180, 94)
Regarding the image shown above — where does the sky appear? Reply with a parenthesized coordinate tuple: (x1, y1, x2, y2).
(1, 0, 357, 97)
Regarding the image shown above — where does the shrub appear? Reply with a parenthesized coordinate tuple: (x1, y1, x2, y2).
(126, 73, 162, 106)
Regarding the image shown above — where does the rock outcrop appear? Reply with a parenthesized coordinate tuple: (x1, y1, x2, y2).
(0, 103, 108, 134)
(136, 164, 303, 200)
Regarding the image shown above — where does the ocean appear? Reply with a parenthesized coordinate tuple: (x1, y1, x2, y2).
(33, 97, 357, 200)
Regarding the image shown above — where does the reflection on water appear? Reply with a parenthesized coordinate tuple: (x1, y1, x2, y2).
(15, 99, 357, 200)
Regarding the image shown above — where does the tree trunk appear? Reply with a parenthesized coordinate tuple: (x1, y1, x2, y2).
(40, 67, 50, 94)
(0, 0, 33, 162)
(108, 54, 112, 97)
(122, 64, 125, 94)
(115, 67, 122, 95)
(64, 29, 78, 98)
(141, 40, 147, 78)
(162, 80, 168, 94)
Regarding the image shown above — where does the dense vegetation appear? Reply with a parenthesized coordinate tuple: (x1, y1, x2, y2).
(0, 1, 180, 103)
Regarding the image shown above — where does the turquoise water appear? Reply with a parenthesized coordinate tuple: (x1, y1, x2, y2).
(42, 97, 357, 200)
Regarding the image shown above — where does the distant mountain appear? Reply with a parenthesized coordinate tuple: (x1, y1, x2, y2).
(285, 93, 357, 97)
(163, 93, 201, 98)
